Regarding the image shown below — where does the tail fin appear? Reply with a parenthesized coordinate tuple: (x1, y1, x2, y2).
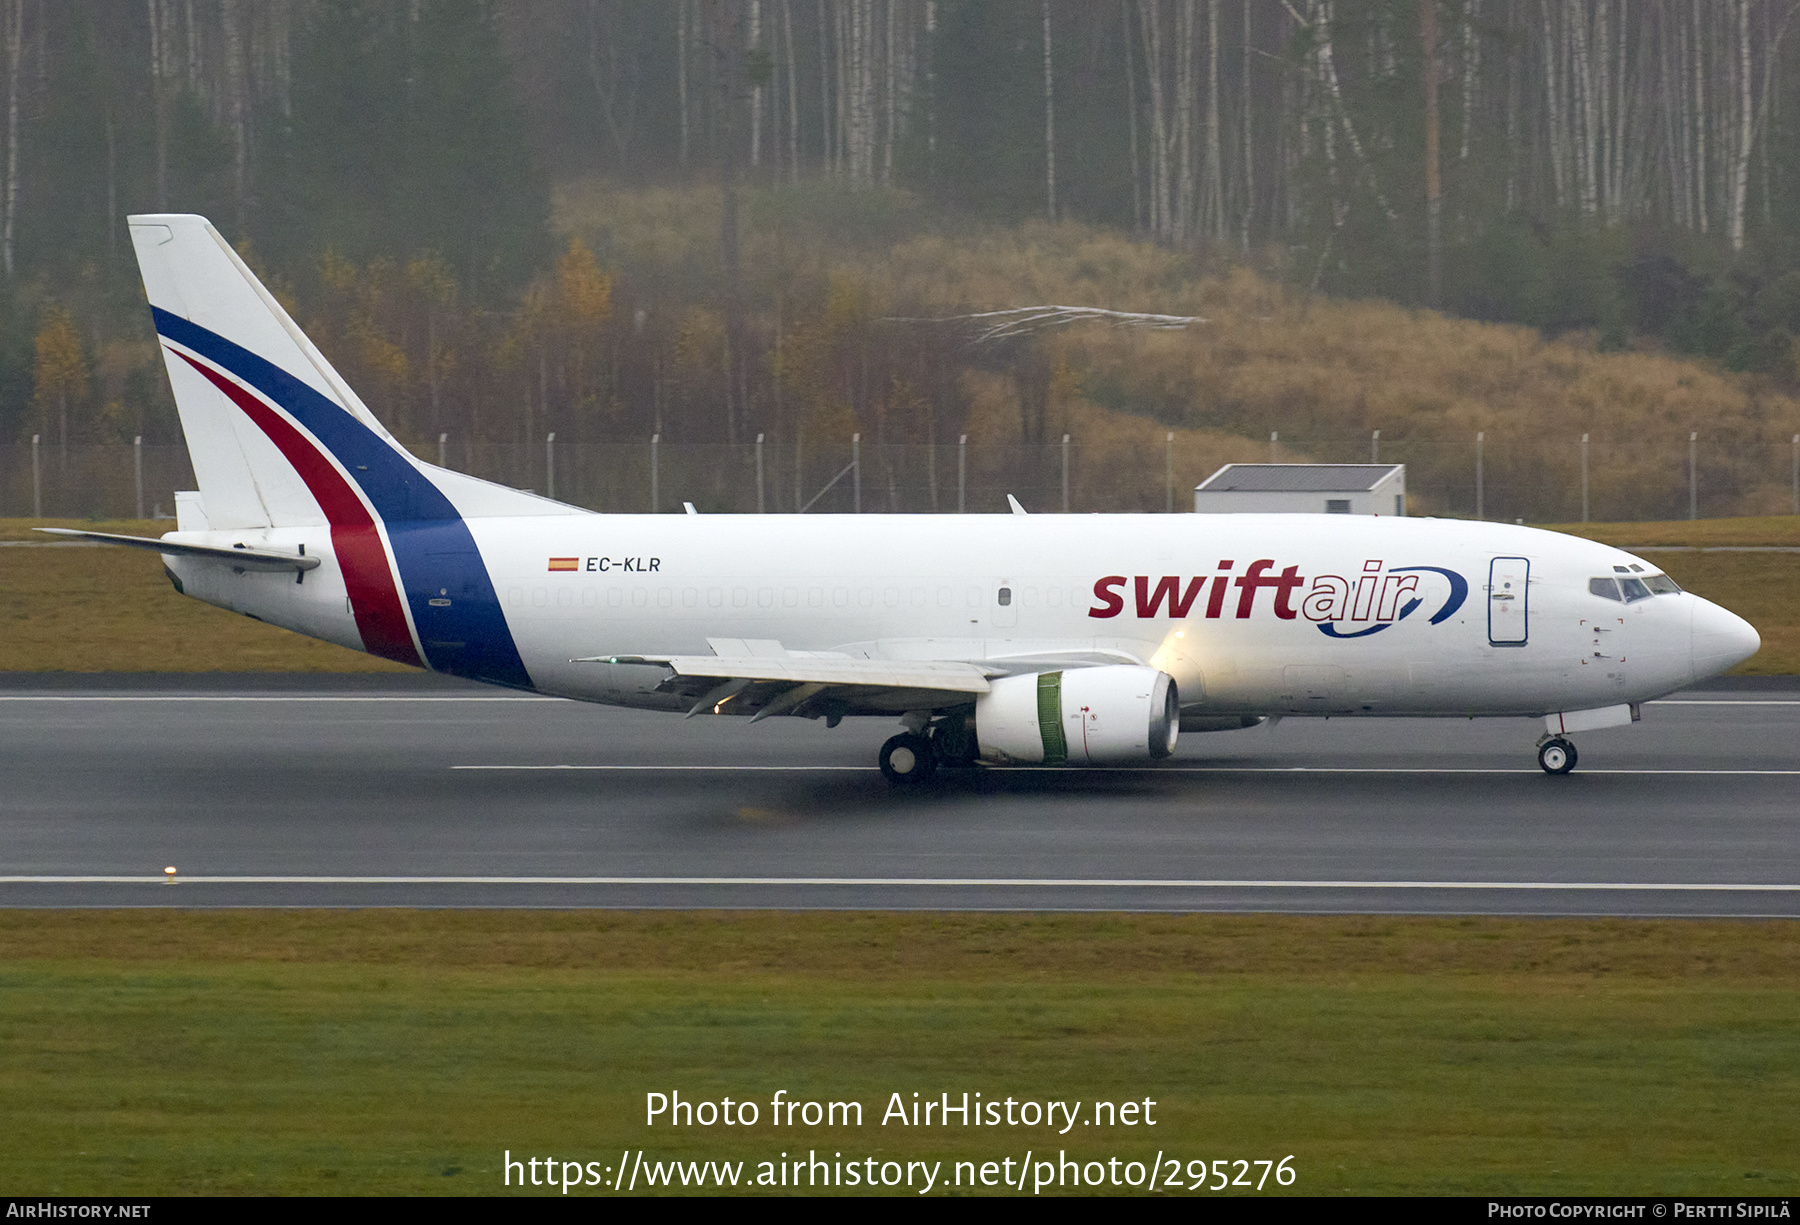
(130, 213, 582, 529)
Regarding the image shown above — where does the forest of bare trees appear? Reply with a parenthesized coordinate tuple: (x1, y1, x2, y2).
(6, 1, 1800, 465)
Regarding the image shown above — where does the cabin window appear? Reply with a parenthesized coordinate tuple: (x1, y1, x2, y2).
(997, 587, 1013, 607)
(1589, 578, 1622, 601)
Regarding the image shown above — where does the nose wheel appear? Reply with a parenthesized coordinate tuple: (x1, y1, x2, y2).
(1537, 737, 1578, 775)
(879, 732, 937, 785)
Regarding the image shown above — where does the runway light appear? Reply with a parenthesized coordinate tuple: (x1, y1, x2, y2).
(164, 866, 177, 881)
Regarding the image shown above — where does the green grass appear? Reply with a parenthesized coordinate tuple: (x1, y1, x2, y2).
(1, 911, 1796, 1196)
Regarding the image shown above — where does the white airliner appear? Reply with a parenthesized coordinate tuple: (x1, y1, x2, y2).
(46, 214, 1762, 782)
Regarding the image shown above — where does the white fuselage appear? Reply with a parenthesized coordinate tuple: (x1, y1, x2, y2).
(164, 512, 1758, 722)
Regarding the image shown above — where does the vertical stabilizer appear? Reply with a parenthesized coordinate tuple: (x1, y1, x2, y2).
(130, 213, 585, 529)
(131, 214, 390, 529)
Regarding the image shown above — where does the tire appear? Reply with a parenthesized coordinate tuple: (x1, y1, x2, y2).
(1537, 738, 1578, 775)
(930, 716, 979, 769)
(879, 732, 938, 785)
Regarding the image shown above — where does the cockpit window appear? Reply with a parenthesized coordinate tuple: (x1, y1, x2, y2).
(1643, 573, 1682, 595)
(1619, 577, 1652, 602)
(1589, 577, 1622, 601)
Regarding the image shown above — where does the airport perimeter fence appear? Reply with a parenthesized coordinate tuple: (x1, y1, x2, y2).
(4, 429, 1799, 524)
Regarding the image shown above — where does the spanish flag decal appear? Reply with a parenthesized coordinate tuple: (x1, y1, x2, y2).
(547, 557, 579, 572)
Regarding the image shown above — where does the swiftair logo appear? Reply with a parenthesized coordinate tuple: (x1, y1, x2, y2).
(1088, 559, 1467, 639)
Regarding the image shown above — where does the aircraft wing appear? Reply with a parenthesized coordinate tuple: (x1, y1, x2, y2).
(34, 528, 321, 573)
(574, 637, 994, 720)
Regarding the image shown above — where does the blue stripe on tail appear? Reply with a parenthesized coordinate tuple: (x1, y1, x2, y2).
(155, 307, 534, 690)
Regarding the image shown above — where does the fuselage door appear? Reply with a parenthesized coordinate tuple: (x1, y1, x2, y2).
(1488, 556, 1530, 646)
(993, 580, 1018, 629)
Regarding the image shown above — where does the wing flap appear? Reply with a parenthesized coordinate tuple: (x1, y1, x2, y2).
(575, 652, 992, 695)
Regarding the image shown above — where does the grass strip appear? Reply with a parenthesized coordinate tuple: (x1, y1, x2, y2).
(0, 911, 1795, 1196)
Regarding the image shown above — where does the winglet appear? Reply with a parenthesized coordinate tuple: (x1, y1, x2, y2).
(1007, 494, 1028, 515)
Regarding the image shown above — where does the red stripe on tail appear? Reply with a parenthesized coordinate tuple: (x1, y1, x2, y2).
(173, 351, 423, 667)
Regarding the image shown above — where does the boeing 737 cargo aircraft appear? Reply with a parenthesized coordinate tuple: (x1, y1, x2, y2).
(45, 214, 1762, 783)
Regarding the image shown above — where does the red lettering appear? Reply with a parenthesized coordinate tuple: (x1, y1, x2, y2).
(1134, 575, 1205, 618)
(1234, 559, 1282, 618)
(1205, 562, 1234, 618)
(1271, 565, 1305, 620)
(1089, 575, 1127, 619)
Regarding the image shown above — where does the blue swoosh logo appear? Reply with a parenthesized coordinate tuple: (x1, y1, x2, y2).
(1315, 566, 1467, 638)
(1389, 566, 1469, 623)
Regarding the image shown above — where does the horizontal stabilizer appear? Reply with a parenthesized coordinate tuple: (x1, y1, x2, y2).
(35, 528, 321, 573)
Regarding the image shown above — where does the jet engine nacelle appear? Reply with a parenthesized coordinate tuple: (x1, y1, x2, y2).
(975, 666, 1178, 765)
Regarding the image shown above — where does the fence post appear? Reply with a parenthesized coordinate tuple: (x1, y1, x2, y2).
(438, 432, 448, 468)
(958, 434, 967, 514)
(1688, 431, 1698, 521)
(134, 436, 144, 520)
(1793, 434, 1799, 516)
(31, 434, 40, 518)
(1371, 429, 1380, 463)
(794, 431, 803, 513)
(1061, 433, 1070, 513)
(852, 432, 861, 513)
(1475, 431, 1485, 520)
(1269, 431, 1279, 463)
(755, 432, 765, 513)
(1580, 434, 1589, 523)
(545, 432, 556, 501)
(1165, 432, 1174, 513)
(650, 433, 660, 513)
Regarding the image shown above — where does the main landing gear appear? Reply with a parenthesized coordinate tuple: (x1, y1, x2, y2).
(879, 714, 977, 785)
(879, 733, 937, 785)
(1536, 736, 1578, 775)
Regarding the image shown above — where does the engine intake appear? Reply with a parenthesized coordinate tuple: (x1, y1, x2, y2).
(975, 666, 1178, 765)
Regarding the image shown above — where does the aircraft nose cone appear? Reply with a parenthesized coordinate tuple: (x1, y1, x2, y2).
(1690, 596, 1761, 680)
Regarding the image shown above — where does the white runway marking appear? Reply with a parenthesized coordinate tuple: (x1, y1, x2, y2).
(1649, 699, 1800, 706)
(0, 695, 557, 702)
(3, 875, 1795, 891)
(450, 764, 1800, 775)
(0, 695, 1791, 705)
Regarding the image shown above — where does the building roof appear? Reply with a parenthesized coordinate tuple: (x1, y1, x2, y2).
(1194, 463, 1404, 493)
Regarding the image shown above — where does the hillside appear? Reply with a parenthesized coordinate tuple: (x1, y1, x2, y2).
(555, 181, 1800, 522)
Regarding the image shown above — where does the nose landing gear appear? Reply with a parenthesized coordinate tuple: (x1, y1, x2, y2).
(1536, 736, 1578, 775)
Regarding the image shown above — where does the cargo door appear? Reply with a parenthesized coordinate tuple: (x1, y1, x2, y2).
(1488, 557, 1530, 646)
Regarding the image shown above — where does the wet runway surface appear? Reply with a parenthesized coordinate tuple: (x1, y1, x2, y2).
(2, 673, 1796, 914)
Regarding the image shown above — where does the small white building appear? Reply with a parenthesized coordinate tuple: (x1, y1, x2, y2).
(1193, 463, 1407, 516)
